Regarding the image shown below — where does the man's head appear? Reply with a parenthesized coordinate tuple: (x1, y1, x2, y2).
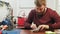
(35, 0, 46, 13)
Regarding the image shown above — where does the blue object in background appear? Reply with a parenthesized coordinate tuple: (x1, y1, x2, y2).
(2, 18, 11, 25)
(2, 18, 14, 30)
(2, 29, 20, 34)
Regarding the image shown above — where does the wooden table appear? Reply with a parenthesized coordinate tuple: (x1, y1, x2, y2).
(16, 26, 45, 34)
(2, 28, 60, 34)
(16, 26, 58, 34)
(20, 29, 45, 34)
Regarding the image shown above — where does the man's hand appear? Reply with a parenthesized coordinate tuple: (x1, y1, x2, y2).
(30, 23, 37, 29)
(38, 25, 49, 30)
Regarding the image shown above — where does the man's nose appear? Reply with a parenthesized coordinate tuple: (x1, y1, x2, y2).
(39, 9, 42, 10)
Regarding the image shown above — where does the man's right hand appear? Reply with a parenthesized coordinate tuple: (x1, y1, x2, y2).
(30, 23, 37, 29)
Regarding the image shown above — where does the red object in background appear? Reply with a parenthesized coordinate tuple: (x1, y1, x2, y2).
(17, 17, 26, 26)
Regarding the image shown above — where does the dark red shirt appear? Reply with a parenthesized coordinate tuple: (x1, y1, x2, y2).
(24, 8, 60, 29)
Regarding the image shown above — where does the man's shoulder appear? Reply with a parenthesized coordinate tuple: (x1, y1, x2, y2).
(47, 8, 56, 12)
(47, 8, 56, 13)
(47, 8, 59, 16)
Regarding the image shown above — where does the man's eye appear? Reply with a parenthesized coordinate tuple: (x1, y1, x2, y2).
(37, 8, 39, 9)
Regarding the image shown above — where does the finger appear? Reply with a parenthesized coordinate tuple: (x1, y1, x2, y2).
(31, 25, 37, 29)
(40, 26, 45, 30)
(38, 25, 42, 30)
(31, 23, 34, 28)
(31, 24, 35, 28)
(32, 23, 34, 25)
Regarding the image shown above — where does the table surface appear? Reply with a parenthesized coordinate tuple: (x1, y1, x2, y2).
(16, 26, 46, 34)
(16, 26, 50, 34)
(20, 29, 45, 34)
(3, 25, 59, 34)
(16, 26, 60, 34)
(5, 26, 45, 34)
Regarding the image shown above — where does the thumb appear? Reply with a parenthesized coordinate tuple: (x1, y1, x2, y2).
(32, 22, 34, 25)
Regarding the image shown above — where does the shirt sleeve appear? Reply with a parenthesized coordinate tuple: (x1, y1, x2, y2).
(49, 11, 60, 29)
(24, 10, 34, 28)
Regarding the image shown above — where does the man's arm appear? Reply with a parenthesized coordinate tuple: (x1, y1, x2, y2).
(37, 11, 60, 30)
(49, 11, 60, 29)
(24, 10, 34, 28)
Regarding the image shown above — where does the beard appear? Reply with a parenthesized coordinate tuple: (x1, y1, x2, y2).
(36, 11, 45, 19)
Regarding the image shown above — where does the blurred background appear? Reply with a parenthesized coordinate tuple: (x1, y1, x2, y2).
(0, 0, 60, 27)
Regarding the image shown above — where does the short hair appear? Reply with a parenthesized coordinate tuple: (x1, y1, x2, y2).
(34, 0, 46, 7)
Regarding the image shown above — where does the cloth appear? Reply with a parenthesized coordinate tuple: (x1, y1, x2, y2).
(1, 18, 11, 25)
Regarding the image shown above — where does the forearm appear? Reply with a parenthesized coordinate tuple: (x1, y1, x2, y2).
(49, 22, 60, 29)
(49, 11, 60, 29)
(24, 22, 31, 28)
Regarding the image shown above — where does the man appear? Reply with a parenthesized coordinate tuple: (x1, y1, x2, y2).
(24, 0, 60, 31)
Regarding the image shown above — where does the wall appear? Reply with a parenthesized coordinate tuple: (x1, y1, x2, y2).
(56, 0, 60, 15)
(46, 0, 57, 10)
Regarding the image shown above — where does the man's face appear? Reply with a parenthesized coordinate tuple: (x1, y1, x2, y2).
(36, 5, 45, 13)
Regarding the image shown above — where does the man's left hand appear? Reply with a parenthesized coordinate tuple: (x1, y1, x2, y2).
(38, 25, 49, 30)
